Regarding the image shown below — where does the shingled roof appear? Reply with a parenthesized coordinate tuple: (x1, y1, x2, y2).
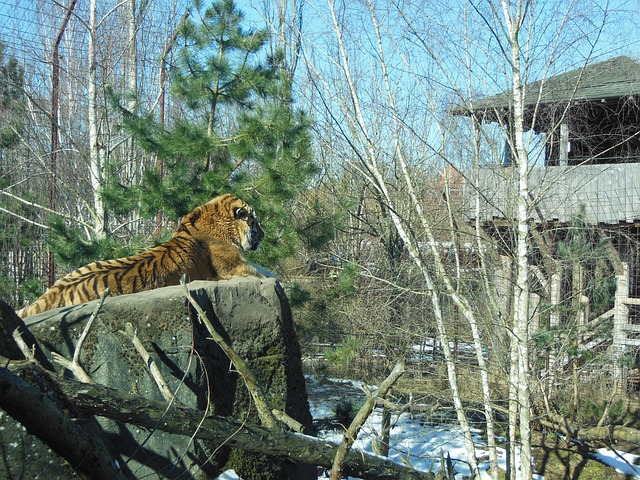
(456, 56, 640, 114)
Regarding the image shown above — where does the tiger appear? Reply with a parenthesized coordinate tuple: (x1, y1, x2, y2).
(18, 193, 265, 318)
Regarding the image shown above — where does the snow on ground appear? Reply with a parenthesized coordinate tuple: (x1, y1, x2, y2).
(214, 375, 640, 479)
(594, 449, 640, 477)
(214, 470, 242, 480)
(306, 376, 527, 480)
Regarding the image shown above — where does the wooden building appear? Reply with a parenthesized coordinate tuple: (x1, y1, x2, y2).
(456, 56, 640, 388)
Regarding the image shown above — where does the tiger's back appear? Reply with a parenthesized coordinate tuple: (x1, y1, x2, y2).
(18, 194, 264, 318)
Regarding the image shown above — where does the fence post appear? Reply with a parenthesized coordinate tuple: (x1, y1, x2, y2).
(613, 263, 630, 391)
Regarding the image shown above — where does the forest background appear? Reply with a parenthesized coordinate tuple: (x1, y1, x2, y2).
(2, 0, 640, 478)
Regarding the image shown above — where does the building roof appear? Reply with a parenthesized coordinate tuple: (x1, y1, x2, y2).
(455, 56, 640, 115)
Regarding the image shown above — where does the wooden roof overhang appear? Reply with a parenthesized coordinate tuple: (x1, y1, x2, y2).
(452, 56, 640, 131)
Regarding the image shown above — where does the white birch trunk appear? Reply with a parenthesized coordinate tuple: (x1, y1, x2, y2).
(508, 308, 519, 480)
(126, 0, 138, 180)
(327, 0, 482, 473)
(501, 1, 532, 477)
(88, 0, 105, 238)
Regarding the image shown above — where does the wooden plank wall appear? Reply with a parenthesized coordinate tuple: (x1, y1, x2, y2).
(465, 163, 640, 225)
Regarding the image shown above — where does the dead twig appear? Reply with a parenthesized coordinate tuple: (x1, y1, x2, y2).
(181, 277, 278, 429)
(121, 322, 176, 403)
(12, 329, 36, 362)
(52, 288, 109, 383)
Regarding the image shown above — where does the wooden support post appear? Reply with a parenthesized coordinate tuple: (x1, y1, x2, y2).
(546, 267, 562, 393)
(559, 123, 569, 166)
(549, 268, 562, 328)
(497, 256, 513, 325)
(613, 263, 630, 391)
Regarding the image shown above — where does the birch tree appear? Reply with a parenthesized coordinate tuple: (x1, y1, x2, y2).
(292, 0, 619, 476)
(499, 1, 532, 476)
(88, 0, 106, 238)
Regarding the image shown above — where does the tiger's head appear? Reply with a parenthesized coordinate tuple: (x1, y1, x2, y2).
(178, 194, 264, 252)
(230, 198, 264, 252)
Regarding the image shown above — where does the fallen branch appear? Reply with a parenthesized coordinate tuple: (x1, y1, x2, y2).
(538, 412, 640, 446)
(181, 277, 278, 429)
(121, 322, 176, 403)
(51, 351, 93, 383)
(0, 363, 127, 480)
(52, 289, 109, 383)
(331, 360, 406, 479)
(574, 425, 640, 445)
(0, 300, 52, 367)
(4, 361, 433, 480)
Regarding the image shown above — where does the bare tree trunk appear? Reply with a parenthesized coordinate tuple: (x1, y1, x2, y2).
(88, 0, 106, 238)
(126, 0, 137, 117)
(330, 361, 405, 479)
(379, 395, 391, 457)
(501, 1, 532, 477)
(155, 11, 189, 235)
(50, 0, 79, 286)
(507, 305, 519, 480)
(263, 0, 303, 79)
(125, 0, 138, 184)
(326, 0, 482, 473)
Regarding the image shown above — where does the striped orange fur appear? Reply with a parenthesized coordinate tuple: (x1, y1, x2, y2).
(18, 194, 264, 317)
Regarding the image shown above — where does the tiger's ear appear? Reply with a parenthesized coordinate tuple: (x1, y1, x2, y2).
(234, 207, 249, 220)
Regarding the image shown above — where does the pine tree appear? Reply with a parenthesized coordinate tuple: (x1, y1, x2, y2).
(105, 0, 317, 270)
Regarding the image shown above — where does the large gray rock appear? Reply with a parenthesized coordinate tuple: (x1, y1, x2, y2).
(3, 277, 313, 480)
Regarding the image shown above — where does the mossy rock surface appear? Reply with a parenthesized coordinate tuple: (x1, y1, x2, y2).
(6, 278, 314, 480)
(532, 432, 633, 479)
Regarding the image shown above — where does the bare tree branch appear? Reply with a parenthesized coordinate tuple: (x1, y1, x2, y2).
(331, 360, 406, 480)
(121, 322, 176, 403)
(182, 277, 279, 429)
(3, 361, 435, 480)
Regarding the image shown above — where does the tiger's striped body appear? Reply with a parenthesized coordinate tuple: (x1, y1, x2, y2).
(18, 194, 264, 318)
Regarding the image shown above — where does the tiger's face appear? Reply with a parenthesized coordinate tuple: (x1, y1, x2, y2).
(233, 202, 264, 252)
(186, 194, 264, 252)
